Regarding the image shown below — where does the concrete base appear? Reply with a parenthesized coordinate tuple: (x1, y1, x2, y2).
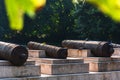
(28, 50, 46, 58)
(0, 60, 35, 66)
(84, 57, 120, 72)
(40, 58, 88, 75)
(84, 57, 120, 63)
(89, 61, 120, 72)
(41, 63, 89, 75)
(27, 58, 42, 66)
(40, 58, 84, 64)
(68, 49, 94, 58)
(0, 65, 40, 78)
(27, 57, 84, 65)
(2, 71, 120, 80)
(2, 57, 120, 80)
(40, 71, 120, 80)
(0, 77, 40, 80)
(112, 48, 120, 57)
(0, 60, 40, 78)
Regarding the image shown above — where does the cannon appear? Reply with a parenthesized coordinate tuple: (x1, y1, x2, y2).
(27, 41, 68, 59)
(0, 41, 28, 66)
(62, 40, 114, 57)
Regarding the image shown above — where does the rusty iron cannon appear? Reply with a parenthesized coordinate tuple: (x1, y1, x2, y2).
(27, 41, 68, 59)
(62, 40, 114, 57)
(0, 41, 28, 66)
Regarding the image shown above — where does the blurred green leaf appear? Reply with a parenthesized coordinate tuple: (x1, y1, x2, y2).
(5, 0, 46, 31)
(73, 0, 120, 22)
(87, 0, 120, 22)
(5, 0, 24, 30)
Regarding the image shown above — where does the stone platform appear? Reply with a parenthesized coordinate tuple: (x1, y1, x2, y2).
(40, 58, 89, 75)
(84, 57, 120, 72)
(0, 60, 40, 78)
(112, 48, 120, 57)
(1, 48, 120, 80)
(28, 50, 46, 58)
(67, 49, 94, 57)
(1, 71, 120, 80)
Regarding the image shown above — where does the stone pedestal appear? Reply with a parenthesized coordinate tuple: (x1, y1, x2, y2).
(84, 57, 120, 72)
(0, 60, 40, 78)
(40, 58, 89, 75)
(0, 60, 35, 66)
(68, 49, 93, 57)
(112, 48, 120, 58)
(28, 50, 46, 58)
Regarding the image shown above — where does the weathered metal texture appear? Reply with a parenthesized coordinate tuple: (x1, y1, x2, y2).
(0, 41, 28, 66)
(27, 41, 68, 59)
(62, 40, 114, 57)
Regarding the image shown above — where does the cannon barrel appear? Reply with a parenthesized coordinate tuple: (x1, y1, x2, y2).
(0, 41, 28, 66)
(62, 40, 114, 57)
(27, 41, 68, 59)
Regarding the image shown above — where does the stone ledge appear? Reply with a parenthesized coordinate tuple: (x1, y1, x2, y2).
(27, 58, 84, 66)
(84, 57, 120, 63)
(0, 77, 40, 80)
(0, 60, 35, 66)
(1, 71, 120, 80)
(0, 65, 40, 78)
(41, 63, 89, 75)
(68, 49, 93, 58)
(28, 50, 46, 58)
(40, 71, 120, 80)
(40, 58, 84, 64)
(112, 48, 120, 57)
(89, 61, 120, 72)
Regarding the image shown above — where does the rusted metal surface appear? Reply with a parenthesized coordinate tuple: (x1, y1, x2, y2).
(27, 41, 68, 59)
(62, 40, 114, 57)
(0, 41, 28, 66)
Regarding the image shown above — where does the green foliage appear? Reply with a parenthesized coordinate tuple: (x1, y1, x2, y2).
(73, 0, 120, 22)
(22, 0, 76, 43)
(87, 0, 120, 22)
(0, 0, 76, 44)
(73, 2, 120, 43)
